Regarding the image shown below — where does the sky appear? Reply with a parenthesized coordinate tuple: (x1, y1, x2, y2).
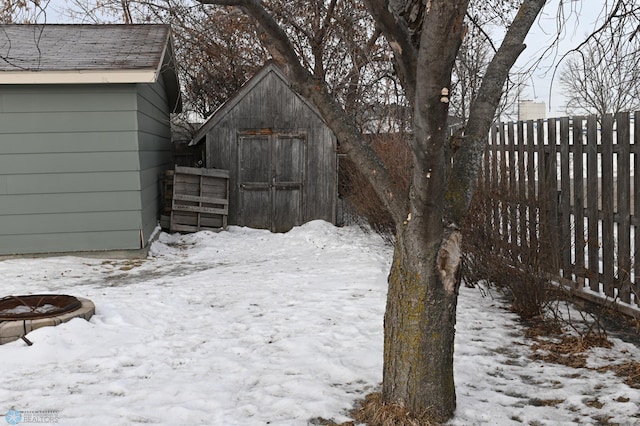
(1, 221, 639, 425)
(517, 0, 612, 117)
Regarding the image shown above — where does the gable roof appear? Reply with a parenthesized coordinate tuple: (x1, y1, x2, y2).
(0, 24, 181, 111)
(190, 62, 324, 145)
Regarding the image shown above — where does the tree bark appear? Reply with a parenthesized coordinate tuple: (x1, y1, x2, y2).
(384, 219, 461, 421)
(379, 2, 467, 419)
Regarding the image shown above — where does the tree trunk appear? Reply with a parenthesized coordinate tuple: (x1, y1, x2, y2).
(196, 2, 547, 423)
(383, 221, 462, 422)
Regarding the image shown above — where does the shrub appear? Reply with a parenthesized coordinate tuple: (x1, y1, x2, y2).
(338, 133, 411, 237)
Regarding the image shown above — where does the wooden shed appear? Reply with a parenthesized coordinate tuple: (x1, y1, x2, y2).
(0, 24, 181, 255)
(190, 63, 337, 232)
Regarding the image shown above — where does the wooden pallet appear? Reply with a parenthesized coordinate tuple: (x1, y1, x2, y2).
(170, 166, 230, 233)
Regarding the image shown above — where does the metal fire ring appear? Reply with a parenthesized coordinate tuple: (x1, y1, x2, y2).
(0, 295, 82, 321)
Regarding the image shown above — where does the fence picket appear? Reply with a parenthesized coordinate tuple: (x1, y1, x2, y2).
(490, 125, 499, 235)
(537, 119, 548, 267)
(517, 121, 527, 253)
(616, 112, 631, 303)
(546, 118, 560, 270)
(508, 122, 517, 248)
(527, 121, 537, 255)
(601, 114, 615, 296)
(586, 115, 599, 292)
(635, 112, 640, 306)
(559, 117, 572, 277)
(483, 112, 640, 316)
(573, 117, 585, 287)
(500, 123, 508, 241)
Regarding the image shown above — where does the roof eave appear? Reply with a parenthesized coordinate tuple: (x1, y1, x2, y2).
(0, 69, 158, 84)
(157, 34, 182, 114)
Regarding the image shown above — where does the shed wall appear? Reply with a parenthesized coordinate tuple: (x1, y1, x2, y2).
(0, 84, 145, 254)
(205, 71, 337, 229)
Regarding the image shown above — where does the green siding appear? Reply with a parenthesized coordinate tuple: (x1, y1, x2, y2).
(0, 81, 175, 255)
(136, 78, 173, 244)
(0, 231, 141, 255)
(0, 111, 137, 133)
(0, 211, 142, 235)
(5, 172, 141, 195)
(0, 85, 141, 255)
(0, 86, 136, 113)
(0, 152, 140, 174)
(0, 132, 140, 154)
(0, 192, 141, 215)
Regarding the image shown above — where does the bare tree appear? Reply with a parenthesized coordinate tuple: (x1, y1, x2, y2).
(451, 1, 511, 122)
(559, 22, 640, 116)
(0, 0, 48, 23)
(191, 0, 546, 422)
(4, 0, 568, 422)
(451, 24, 490, 122)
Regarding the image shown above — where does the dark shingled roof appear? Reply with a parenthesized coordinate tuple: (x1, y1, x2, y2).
(0, 24, 171, 72)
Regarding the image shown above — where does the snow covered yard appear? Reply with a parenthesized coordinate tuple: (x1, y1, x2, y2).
(0, 221, 638, 425)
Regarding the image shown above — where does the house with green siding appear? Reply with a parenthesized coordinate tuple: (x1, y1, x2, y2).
(0, 24, 181, 255)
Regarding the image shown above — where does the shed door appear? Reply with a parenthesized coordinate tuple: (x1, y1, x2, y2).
(238, 131, 305, 232)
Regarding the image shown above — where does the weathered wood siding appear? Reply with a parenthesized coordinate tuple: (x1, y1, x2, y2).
(0, 82, 173, 255)
(204, 67, 337, 231)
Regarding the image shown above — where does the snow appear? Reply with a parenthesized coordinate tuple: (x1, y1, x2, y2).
(0, 304, 58, 315)
(0, 220, 638, 425)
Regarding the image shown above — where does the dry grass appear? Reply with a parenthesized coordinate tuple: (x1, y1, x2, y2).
(524, 316, 640, 393)
(529, 330, 612, 369)
(606, 361, 640, 389)
(527, 398, 565, 407)
(307, 417, 354, 426)
(350, 393, 440, 426)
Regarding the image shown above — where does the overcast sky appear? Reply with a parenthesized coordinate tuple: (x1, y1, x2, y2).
(517, 0, 609, 117)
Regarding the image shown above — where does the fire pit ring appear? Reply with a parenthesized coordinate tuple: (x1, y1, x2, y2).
(0, 294, 95, 345)
(0, 294, 82, 321)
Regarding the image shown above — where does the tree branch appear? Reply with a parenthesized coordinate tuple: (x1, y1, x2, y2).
(445, 0, 547, 225)
(363, 0, 418, 103)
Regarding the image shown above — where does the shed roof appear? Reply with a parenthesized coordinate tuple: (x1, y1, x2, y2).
(190, 62, 324, 145)
(0, 24, 181, 111)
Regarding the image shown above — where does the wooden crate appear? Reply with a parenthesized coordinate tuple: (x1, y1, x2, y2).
(170, 166, 230, 233)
